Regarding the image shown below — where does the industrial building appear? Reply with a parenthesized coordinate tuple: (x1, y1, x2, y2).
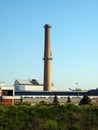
(0, 83, 98, 105)
(14, 79, 43, 91)
(0, 24, 98, 105)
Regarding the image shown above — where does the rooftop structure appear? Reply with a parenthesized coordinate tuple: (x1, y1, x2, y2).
(14, 79, 43, 91)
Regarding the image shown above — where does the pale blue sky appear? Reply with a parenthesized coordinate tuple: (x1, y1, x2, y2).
(0, 0, 98, 90)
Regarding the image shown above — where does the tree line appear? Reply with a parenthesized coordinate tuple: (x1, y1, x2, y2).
(0, 103, 98, 130)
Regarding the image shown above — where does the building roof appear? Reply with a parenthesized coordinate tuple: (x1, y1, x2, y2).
(14, 79, 43, 86)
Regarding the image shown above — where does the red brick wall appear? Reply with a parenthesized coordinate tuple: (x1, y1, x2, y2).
(2, 99, 21, 105)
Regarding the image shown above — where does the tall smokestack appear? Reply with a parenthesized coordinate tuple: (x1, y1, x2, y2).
(43, 24, 52, 91)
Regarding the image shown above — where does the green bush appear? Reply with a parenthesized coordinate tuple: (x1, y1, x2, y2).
(42, 119, 58, 130)
(0, 104, 98, 130)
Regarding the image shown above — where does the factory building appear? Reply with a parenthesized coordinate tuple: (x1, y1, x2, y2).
(14, 79, 43, 91)
(0, 85, 18, 105)
(0, 85, 14, 96)
(0, 83, 98, 105)
(0, 24, 98, 105)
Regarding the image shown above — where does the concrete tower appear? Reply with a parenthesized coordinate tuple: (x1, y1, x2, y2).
(43, 24, 52, 91)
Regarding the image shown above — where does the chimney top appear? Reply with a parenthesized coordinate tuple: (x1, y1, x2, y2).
(44, 24, 51, 28)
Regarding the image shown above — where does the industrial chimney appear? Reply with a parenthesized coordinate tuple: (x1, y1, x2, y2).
(43, 24, 52, 91)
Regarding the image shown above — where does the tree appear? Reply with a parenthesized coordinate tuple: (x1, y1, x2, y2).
(67, 96, 71, 103)
(53, 93, 59, 104)
(74, 88, 82, 91)
(79, 95, 91, 105)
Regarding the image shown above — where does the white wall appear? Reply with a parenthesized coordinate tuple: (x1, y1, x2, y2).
(25, 85, 43, 91)
(17, 85, 43, 91)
